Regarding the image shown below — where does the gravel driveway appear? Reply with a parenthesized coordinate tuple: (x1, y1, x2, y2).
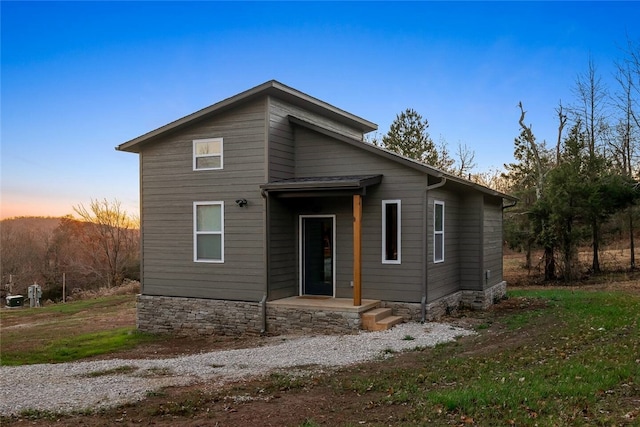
(0, 322, 473, 416)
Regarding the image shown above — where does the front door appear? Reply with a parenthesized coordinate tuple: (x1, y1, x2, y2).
(300, 216, 335, 296)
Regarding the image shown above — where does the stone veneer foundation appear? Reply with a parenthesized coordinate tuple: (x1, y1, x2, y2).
(265, 305, 362, 335)
(137, 281, 507, 336)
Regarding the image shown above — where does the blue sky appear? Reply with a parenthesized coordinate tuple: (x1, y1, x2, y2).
(2, 1, 639, 219)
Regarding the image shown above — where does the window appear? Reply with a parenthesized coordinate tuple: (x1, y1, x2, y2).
(193, 138, 223, 170)
(194, 202, 224, 262)
(382, 200, 401, 264)
(434, 201, 444, 263)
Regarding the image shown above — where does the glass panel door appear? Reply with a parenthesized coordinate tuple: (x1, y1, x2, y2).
(301, 216, 334, 296)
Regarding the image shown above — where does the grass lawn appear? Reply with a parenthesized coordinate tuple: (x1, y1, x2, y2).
(0, 295, 157, 365)
(1, 286, 638, 426)
(377, 288, 640, 425)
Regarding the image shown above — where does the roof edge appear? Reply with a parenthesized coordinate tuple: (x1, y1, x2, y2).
(288, 115, 517, 201)
(267, 81, 377, 133)
(116, 80, 377, 153)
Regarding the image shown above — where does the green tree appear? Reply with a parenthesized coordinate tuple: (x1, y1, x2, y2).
(503, 129, 550, 270)
(504, 45, 640, 281)
(544, 124, 590, 280)
(503, 129, 555, 279)
(381, 108, 441, 165)
(511, 102, 557, 279)
(569, 58, 611, 273)
(374, 109, 477, 176)
(535, 122, 637, 280)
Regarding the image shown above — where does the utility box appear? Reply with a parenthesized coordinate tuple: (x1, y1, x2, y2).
(28, 284, 42, 308)
(6, 295, 25, 308)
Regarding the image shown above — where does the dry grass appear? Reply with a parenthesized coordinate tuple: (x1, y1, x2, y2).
(504, 244, 639, 287)
(68, 279, 140, 301)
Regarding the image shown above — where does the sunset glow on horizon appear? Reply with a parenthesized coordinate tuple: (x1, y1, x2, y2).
(3, 2, 638, 220)
(1, 194, 140, 221)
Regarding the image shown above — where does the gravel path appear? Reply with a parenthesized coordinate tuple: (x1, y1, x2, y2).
(0, 322, 473, 416)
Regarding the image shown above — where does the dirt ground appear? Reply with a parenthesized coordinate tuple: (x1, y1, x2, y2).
(2, 254, 639, 426)
(2, 294, 558, 427)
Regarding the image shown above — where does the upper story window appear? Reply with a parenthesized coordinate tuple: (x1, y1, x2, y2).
(434, 200, 444, 263)
(382, 200, 401, 264)
(193, 138, 223, 170)
(194, 201, 224, 263)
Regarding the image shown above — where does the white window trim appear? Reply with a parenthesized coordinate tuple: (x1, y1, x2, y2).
(193, 137, 223, 171)
(434, 200, 444, 263)
(382, 199, 401, 264)
(193, 201, 224, 263)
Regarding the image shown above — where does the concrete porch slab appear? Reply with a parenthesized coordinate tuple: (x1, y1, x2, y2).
(267, 296, 380, 313)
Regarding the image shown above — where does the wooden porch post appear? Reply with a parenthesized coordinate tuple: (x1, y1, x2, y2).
(353, 194, 362, 306)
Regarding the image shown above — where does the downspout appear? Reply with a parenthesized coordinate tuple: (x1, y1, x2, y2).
(138, 154, 144, 296)
(422, 176, 447, 322)
(260, 188, 270, 334)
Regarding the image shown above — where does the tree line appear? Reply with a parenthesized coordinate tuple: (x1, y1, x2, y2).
(503, 42, 640, 280)
(1, 199, 139, 300)
(370, 37, 640, 281)
(3, 39, 639, 292)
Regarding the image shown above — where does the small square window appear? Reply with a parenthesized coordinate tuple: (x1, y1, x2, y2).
(194, 138, 223, 170)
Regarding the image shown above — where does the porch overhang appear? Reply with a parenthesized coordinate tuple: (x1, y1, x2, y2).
(260, 174, 383, 198)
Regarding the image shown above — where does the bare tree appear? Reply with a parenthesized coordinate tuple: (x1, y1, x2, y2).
(470, 168, 510, 193)
(434, 137, 455, 172)
(520, 103, 554, 279)
(571, 57, 610, 161)
(364, 131, 382, 146)
(377, 109, 481, 177)
(621, 35, 640, 134)
(613, 38, 640, 270)
(453, 142, 477, 178)
(555, 102, 568, 165)
(569, 58, 611, 273)
(518, 102, 547, 199)
(46, 215, 101, 290)
(0, 218, 57, 295)
(73, 199, 139, 287)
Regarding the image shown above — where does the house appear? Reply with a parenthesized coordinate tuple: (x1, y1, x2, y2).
(116, 80, 516, 335)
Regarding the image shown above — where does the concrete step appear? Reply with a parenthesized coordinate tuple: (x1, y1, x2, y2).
(361, 308, 403, 331)
(361, 307, 392, 330)
(368, 315, 404, 331)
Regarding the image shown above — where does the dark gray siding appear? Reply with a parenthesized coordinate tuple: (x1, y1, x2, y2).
(267, 96, 367, 182)
(483, 196, 504, 288)
(140, 99, 267, 301)
(267, 197, 297, 300)
(135, 88, 506, 307)
(268, 197, 355, 299)
(267, 98, 295, 180)
(266, 97, 377, 300)
(426, 188, 461, 301)
(265, 99, 299, 299)
(291, 127, 429, 303)
(458, 192, 483, 291)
